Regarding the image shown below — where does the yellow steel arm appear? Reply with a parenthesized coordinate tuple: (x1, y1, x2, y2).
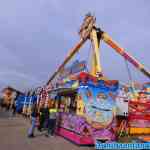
(90, 28, 102, 76)
(46, 38, 87, 85)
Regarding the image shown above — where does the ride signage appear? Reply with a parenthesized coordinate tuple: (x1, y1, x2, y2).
(59, 60, 87, 80)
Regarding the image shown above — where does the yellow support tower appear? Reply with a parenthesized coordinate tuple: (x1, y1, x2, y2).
(90, 28, 102, 77)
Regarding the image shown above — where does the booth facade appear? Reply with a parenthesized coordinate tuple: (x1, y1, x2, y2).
(49, 72, 119, 145)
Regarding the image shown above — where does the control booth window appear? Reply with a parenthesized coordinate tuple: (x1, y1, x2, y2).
(58, 96, 77, 114)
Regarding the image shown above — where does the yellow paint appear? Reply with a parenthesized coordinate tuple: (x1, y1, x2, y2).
(102, 32, 110, 43)
(112, 107, 117, 116)
(49, 108, 57, 113)
(90, 29, 102, 76)
(72, 81, 79, 89)
(76, 95, 85, 116)
(95, 112, 101, 120)
(147, 88, 150, 92)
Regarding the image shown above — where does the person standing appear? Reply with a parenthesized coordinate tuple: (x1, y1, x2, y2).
(45, 102, 57, 137)
(38, 105, 49, 131)
(28, 103, 38, 138)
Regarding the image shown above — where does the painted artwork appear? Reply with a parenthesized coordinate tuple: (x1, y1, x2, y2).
(115, 85, 130, 116)
(128, 83, 150, 129)
(58, 79, 119, 141)
(78, 80, 118, 129)
(59, 60, 87, 79)
(58, 112, 116, 141)
(57, 60, 87, 88)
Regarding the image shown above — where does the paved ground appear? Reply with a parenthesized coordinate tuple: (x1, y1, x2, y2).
(0, 109, 94, 150)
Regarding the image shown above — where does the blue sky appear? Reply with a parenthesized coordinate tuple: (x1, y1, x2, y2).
(0, 0, 150, 92)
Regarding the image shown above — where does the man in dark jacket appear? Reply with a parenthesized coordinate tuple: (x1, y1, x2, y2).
(38, 106, 49, 131)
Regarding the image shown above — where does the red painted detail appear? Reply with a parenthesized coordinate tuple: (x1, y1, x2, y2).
(122, 52, 139, 68)
(77, 72, 97, 83)
(106, 40, 124, 55)
(56, 127, 94, 145)
(128, 115, 150, 121)
(104, 80, 118, 86)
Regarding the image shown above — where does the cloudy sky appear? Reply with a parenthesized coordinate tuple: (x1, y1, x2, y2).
(0, 0, 150, 92)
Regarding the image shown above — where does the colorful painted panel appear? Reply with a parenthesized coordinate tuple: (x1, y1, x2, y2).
(78, 80, 118, 129)
(128, 101, 150, 128)
(58, 112, 116, 141)
(59, 60, 87, 80)
(58, 80, 118, 141)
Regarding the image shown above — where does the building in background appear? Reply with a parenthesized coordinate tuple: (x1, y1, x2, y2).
(1, 86, 24, 108)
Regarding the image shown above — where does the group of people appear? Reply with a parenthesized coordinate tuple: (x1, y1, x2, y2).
(28, 101, 58, 138)
(0, 94, 58, 138)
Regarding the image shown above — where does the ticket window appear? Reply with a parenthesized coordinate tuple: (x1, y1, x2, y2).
(58, 96, 66, 112)
(58, 96, 77, 114)
(63, 97, 71, 113)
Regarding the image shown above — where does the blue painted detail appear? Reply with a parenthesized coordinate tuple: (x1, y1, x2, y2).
(95, 141, 150, 149)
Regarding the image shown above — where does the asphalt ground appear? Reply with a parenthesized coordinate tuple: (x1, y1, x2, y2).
(0, 109, 94, 150)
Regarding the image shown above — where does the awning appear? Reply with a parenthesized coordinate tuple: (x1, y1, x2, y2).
(48, 88, 77, 97)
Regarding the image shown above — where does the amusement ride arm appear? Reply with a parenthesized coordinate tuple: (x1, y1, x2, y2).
(101, 32, 150, 79)
(46, 38, 87, 85)
(47, 13, 150, 86)
(47, 13, 96, 85)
